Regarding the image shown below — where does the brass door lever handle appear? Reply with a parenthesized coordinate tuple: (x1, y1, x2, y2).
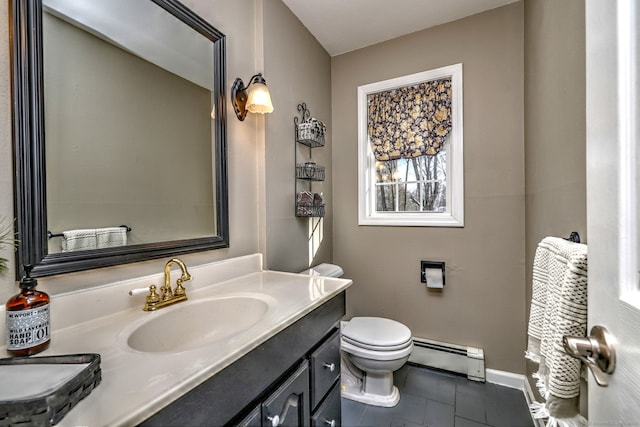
(563, 325, 616, 387)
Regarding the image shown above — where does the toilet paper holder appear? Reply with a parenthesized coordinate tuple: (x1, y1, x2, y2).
(420, 261, 445, 287)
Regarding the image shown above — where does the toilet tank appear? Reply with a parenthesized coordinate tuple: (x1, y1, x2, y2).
(300, 263, 344, 278)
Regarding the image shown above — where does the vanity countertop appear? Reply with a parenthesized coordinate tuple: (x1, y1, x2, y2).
(0, 254, 352, 427)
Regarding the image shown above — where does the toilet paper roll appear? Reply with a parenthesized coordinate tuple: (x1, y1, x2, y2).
(425, 268, 444, 288)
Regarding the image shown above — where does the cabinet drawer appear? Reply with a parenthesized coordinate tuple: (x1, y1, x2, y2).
(311, 382, 341, 427)
(262, 361, 310, 426)
(310, 329, 341, 409)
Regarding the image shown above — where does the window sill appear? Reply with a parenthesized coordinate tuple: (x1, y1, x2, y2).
(358, 212, 464, 227)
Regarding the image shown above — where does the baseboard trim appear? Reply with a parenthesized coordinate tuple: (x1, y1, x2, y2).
(523, 374, 546, 427)
(485, 368, 525, 390)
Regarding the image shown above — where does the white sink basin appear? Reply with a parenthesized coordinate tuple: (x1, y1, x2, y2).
(126, 296, 270, 353)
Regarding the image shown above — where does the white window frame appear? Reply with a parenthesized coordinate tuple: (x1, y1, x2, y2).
(357, 63, 464, 227)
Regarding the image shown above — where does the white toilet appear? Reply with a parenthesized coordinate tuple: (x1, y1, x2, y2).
(340, 317, 413, 407)
(301, 263, 413, 408)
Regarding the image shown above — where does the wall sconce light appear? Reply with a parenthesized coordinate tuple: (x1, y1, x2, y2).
(231, 73, 274, 121)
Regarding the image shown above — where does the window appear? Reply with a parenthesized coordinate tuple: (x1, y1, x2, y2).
(358, 64, 464, 226)
(375, 150, 447, 212)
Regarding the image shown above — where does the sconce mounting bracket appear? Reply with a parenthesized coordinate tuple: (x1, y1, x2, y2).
(231, 78, 249, 121)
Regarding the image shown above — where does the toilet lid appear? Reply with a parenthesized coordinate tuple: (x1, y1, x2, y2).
(342, 317, 412, 349)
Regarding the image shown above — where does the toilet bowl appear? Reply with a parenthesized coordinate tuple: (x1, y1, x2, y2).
(300, 263, 413, 407)
(340, 316, 413, 407)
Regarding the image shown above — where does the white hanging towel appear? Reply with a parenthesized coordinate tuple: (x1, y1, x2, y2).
(61, 226, 128, 252)
(61, 229, 98, 252)
(526, 236, 588, 427)
(96, 227, 127, 249)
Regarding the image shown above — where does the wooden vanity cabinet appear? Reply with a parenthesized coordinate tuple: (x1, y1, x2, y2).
(140, 292, 345, 427)
(237, 329, 342, 427)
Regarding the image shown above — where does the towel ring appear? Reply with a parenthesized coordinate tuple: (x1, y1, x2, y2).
(564, 232, 580, 243)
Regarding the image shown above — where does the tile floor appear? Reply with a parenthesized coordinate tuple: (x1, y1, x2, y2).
(341, 364, 535, 427)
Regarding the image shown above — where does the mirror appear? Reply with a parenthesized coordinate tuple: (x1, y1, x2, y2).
(11, 0, 229, 278)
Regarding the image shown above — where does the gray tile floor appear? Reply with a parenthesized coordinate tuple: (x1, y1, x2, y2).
(341, 364, 534, 427)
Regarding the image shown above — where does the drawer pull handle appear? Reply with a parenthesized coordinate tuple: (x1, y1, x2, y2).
(324, 419, 336, 427)
(323, 362, 336, 372)
(267, 393, 299, 426)
(267, 415, 280, 427)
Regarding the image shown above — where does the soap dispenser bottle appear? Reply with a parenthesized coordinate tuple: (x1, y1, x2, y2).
(5, 265, 51, 356)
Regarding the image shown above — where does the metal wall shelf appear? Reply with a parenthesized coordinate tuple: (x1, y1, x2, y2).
(294, 103, 326, 218)
(295, 163, 325, 181)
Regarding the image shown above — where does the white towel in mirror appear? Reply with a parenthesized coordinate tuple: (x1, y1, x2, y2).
(61, 229, 98, 252)
(96, 227, 127, 249)
(61, 227, 128, 252)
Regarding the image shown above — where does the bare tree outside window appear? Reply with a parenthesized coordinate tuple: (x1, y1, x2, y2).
(375, 143, 447, 213)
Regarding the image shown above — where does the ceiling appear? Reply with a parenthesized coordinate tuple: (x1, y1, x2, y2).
(281, 0, 518, 57)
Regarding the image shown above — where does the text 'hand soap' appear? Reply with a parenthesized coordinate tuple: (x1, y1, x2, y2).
(5, 265, 51, 356)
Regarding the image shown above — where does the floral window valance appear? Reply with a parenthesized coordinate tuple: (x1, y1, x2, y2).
(367, 78, 452, 161)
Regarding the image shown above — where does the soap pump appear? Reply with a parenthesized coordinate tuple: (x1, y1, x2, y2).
(5, 265, 51, 356)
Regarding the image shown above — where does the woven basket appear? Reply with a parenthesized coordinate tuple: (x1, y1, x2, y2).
(296, 120, 326, 147)
(0, 354, 101, 427)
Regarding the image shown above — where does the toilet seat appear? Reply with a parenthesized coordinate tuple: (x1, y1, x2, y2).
(341, 335, 412, 351)
(342, 317, 412, 348)
(341, 337, 413, 361)
(341, 317, 413, 361)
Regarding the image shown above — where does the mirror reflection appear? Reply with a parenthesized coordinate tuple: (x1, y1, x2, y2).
(43, 0, 217, 254)
(11, 0, 228, 278)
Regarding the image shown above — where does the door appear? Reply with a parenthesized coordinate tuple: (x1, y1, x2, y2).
(586, 0, 640, 422)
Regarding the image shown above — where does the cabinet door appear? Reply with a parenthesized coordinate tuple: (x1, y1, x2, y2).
(310, 329, 341, 409)
(311, 382, 341, 427)
(262, 362, 310, 427)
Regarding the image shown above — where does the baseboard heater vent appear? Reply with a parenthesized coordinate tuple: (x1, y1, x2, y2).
(408, 337, 485, 382)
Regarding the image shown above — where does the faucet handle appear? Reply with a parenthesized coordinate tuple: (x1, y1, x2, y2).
(142, 285, 160, 311)
(129, 287, 149, 296)
(131, 285, 161, 311)
(146, 285, 160, 304)
(174, 278, 187, 297)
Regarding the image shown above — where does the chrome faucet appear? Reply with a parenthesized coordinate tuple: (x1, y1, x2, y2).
(142, 258, 192, 311)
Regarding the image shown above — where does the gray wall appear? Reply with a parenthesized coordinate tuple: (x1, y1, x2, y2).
(524, 0, 586, 390)
(331, 3, 526, 373)
(261, 0, 333, 272)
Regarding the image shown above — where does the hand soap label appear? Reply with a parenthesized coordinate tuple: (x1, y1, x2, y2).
(6, 305, 50, 350)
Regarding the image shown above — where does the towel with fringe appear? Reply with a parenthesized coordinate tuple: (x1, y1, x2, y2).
(61, 227, 128, 252)
(525, 237, 588, 427)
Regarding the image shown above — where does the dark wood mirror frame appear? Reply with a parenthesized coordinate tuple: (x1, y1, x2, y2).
(10, 0, 229, 279)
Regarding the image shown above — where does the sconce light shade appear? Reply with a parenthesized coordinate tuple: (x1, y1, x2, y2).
(231, 73, 274, 121)
(246, 82, 273, 114)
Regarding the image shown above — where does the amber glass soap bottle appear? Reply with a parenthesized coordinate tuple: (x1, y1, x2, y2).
(5, 265, 51, 356)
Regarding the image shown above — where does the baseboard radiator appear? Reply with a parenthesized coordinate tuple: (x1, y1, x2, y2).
(408, 337, 485, 382)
